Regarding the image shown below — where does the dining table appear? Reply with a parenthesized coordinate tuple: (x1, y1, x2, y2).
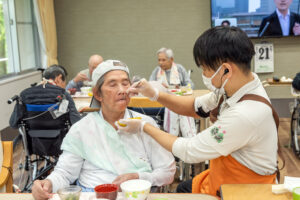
(0, 192, 218, 200)
(220, 184, 293, 200)
(0, 184, 294, 199)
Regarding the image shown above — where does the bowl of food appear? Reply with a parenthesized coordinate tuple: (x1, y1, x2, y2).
(94, 184, 118, 200)
(120, 179, 151, 200)
(57, 185, 81, 200)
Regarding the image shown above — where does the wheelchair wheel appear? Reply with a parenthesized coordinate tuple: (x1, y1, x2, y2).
(291, 106, 300, 158)
(14, 142, 32, 192)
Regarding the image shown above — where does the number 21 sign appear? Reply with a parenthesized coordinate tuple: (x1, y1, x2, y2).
(254, 43, 274, 73)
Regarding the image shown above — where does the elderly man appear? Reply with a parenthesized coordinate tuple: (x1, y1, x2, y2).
(258, 0, 300, 37)
(149, 47, 194, 88)
(66, 54, 103, 91)
(32, 60, 176, 200)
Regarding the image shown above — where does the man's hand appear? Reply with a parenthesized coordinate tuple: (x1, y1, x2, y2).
(293, 22, 300, 36)
(115, 119, 146, 134)
(112, 173, 139, 189)
(32, 179, 53, 200)
(73, 73, 88, 83)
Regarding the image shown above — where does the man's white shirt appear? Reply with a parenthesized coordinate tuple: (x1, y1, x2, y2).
(277, 8, 290, 36)
(173, 73, 277, 176)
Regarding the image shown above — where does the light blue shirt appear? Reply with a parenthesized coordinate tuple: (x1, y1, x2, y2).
(149, 63, 194, 89)
(276, 8, 290, 36)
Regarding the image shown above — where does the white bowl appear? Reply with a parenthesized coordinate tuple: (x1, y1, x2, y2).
(120, 179, 151, 200)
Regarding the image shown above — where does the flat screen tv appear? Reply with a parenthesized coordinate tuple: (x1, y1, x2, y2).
(211, 0, 300, 38)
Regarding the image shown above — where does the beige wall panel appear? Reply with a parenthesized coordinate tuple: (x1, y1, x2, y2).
(55, 0, 300, 96)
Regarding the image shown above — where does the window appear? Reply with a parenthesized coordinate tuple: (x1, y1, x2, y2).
(0, 0, 40, 77)
(0, 0, 8, 75)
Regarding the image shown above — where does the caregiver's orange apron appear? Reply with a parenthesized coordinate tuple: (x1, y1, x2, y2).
(192, 94, 281, 196)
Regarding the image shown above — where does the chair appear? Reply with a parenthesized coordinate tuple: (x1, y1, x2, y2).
(14, 103, 70, 193)
(290, 87, 300, 158)
(0, 141, 13, 193)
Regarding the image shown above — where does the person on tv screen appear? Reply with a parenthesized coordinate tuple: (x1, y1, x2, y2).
(258, 0, 300, 37)
(221, 20, 231, 27)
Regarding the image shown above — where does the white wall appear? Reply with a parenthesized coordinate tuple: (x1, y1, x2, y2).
(0, 71, 41, 130)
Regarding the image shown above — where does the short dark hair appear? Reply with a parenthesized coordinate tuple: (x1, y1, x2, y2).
(221, 20, 231, 26)
(43, 65, 68, 81)
(193, 26, 255, 73)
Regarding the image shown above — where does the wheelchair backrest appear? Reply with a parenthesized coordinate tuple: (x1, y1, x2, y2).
(25, 104, 69, 130)
(19, 83, 71, 129)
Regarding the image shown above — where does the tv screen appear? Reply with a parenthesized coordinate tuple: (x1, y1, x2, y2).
(211, 0, 300, 38)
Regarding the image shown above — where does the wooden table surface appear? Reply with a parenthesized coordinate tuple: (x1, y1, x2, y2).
(0, 192, 218, 200)
(128, 89, 209, 107)
(220, 184, 292, 200)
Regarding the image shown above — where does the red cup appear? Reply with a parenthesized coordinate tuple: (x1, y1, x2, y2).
(94, 184, 118, 200)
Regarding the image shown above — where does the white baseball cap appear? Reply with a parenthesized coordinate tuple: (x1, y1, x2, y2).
(92, 59, 130, 86)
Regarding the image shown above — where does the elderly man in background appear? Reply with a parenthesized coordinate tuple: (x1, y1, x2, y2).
(149, 48, 196, 138)
(149, 47, 194, 88)
(32, 60, 175, 200)
(66, 54, 103, 91)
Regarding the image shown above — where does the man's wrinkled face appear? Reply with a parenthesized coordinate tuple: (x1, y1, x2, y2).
(158, 53, 173, 70)
(95, 70, 131, 113)
(274, 0, 292, 12)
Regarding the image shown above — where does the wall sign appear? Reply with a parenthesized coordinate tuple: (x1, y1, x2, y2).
(254, 43, 274, 73)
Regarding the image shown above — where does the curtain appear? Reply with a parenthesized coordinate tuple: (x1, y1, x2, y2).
(34, 0, 58, 67)
(33, 0, 46, 68)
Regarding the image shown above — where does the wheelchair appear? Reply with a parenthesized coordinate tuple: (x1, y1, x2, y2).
(8, 87, 71, 192)
(291, 87, 300, 158)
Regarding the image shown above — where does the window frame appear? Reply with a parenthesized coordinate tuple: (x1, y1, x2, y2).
(0, 0, 40, 78)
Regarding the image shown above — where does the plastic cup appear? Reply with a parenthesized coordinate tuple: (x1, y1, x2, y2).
(57, 185, 81, 200)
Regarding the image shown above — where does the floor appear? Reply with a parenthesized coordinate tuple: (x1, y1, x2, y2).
(12, 118, 300, 192)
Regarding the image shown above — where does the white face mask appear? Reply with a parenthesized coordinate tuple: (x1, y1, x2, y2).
(202, 66, 229, 100)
